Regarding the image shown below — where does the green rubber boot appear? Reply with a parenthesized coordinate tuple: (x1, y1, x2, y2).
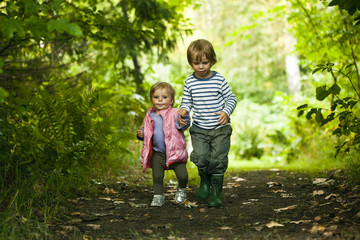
(208, 174, 224, 207)
(198, 168, 211, 200)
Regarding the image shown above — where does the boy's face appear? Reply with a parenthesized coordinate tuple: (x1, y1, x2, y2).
(151, 87, 173, 114)
(191, 54, 212, 79)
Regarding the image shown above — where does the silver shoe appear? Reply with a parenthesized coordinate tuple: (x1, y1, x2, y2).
(175, 187, 187, 204)
(150, 195, 165, 207)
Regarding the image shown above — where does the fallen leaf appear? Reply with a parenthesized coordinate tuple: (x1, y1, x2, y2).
(267, 182, 283, 188)
(314, 216, 322, 222)
(290, 220, 311, 224)
(310, 225, 326, 234)
(325, 193, 338, 200)
(103, 187, 118, 194)
(269, 189, 286, 193)
(323, 232, 333, 238)
(143, 229, 153, 235)
(219, 226, 232, 230)
(199, 208, 207, 213)
(312, 178, 327, 184)
(184, 200, 198, 208)
(312, 190, 325, 196)
(61, 226, 76, 232)
(86, 224, 101, 230)
(99, 197, 112, 201)
(274, 205, 297, 213)
(231, 177, 246, 182)
(266, 221, 284, 228)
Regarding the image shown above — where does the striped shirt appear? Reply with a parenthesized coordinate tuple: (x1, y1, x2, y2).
(180, 71, 237, 129)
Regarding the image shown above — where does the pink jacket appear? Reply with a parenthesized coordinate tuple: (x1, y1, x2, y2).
(141, 107, 188, 173)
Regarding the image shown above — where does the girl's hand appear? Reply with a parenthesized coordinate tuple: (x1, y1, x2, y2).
(137, 129, 143, 138)
(215, 111, 229, 125)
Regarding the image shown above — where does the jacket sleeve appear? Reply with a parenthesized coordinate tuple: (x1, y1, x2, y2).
(175, 114, 190, 131)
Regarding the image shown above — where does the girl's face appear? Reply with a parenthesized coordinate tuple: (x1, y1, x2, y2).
(191, 54, 212, 78)
(151, 87, 173, 114)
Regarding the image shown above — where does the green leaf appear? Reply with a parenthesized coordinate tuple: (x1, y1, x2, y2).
(297, 104, 308, 110)
(315, 109, 324, 124)
(316, 86, 330, 101)
(306, 108, 318, 120)
(24, 0, 40, 15)
(353, 135, 360, 145)
(328, 0, 341, 7)
(298, 109, 305, 117)
(312, 67, 323, 74)
(47, 18, 82, 37)
(332, 128, 342, 135)
(0, 18, 24, 39)
(329, 83, 341, 95)
(0, 87, 9, 103)
(64, 22, 83, 37)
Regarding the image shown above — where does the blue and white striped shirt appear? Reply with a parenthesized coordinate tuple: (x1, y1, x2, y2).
(180, 71, 237, 129)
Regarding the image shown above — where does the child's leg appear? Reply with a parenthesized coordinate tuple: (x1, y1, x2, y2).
(151, 151, 167, 195)
(207, 125, 233, 175)
(207, 125, 233, 207)
(189, 126, 212, 200)
(171, 162, 188, 203)
(171, 162, 188, 188)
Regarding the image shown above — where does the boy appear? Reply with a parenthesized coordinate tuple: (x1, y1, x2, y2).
(178, 39, 237, 207)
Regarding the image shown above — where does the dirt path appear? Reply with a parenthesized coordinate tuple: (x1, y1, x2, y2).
(50, 170, 360, 239)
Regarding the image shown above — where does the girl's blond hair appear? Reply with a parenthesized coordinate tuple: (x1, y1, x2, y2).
(150, 82, 175, 106)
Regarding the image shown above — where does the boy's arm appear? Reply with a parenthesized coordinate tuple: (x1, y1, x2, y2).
(221, 81, 237, 117)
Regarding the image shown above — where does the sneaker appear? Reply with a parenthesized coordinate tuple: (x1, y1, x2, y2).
(150, 195, 165, 207)
(175, 187, 187, 204)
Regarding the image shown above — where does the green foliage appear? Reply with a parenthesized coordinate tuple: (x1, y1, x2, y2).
(0, 0, 193, 238)
(297, 64, 360, 156)
(327, 0, 360, 25)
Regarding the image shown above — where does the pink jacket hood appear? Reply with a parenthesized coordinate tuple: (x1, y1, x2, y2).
(141, 107, 188, 173)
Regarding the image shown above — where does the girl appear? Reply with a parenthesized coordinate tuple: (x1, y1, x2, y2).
(137, 82, 190, 207)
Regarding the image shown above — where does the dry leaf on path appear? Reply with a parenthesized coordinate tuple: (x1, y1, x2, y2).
(86, 224, 101, 230)
(312, 178, 327, 184)
(184, 200, 198, 208)
(274, 205, 297, 213)
(219, 226, 232, 230)
(266, 221, 284, 228)
(312, 190, 325, 196)
(310, 225, 326, 234)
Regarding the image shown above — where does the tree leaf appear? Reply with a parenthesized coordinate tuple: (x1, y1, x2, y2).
(329, 83, 341, 95)
(315, 109, 324, 124)
(312, 67, 323, 74)
(306, 108, 318, 120)
(316, 86, 330, 101)
(297, 104, 308, 110)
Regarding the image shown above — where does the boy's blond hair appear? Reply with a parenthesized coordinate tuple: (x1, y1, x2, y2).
(187, 39, 217, 66)
(150, 82, 175, 106)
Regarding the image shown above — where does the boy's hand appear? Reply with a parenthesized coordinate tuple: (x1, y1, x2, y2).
(215, 111, 229, 125)
(137, 129, 143, 138)
(178, 108, 188, 117)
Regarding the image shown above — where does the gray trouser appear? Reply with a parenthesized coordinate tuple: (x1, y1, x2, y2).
(189, 125, 232, 174)
(152, 151, 188, 195)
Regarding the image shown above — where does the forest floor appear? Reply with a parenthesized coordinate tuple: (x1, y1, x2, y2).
(49, 169, 360, 240)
